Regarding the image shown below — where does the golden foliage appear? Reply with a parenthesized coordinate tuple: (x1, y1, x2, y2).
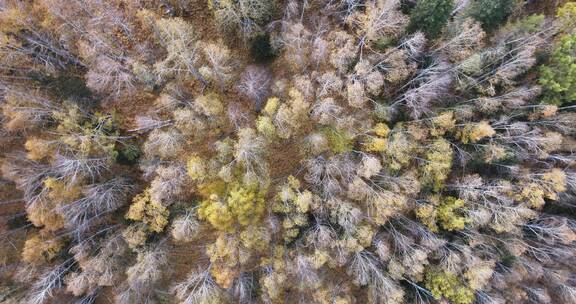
(424, 268, 475, 304)
(125, 189, 169, 233)
(373, 123, 390, 137)
(22, 234, 63, 264)
(198, 183, 266, 232)
(273, 176, 314, 242)
(27, 200, 65, 232)
(457, 121, 495, 144)
(363, 136, 387, 152)
(187, 155, 207, 182)
(206, 234, 247, 288)
(417, 196, 469, 232)
(24, 138, 52, 161)
(421, 138, 453, 191)
(430, 111, 456, 137)
(44, 177, 82, 203)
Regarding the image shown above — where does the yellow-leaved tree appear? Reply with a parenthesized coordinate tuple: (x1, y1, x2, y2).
(197, 182, 266, 232)
(125, 188, 169, 233)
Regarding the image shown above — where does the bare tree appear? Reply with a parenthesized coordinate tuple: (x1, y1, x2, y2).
(143, 129, 185, 159)
(58, 178, 133, 231)
(199, 41, 237, 88)
(1, 87, 58, 131)
(236, 65, 272, 109)
(233, 128, 269, 184)
(126, 248, 168, 291)
(52, 154, 109, 183)
(154, 17, 204, 83)
(347, 249, 404, 304)
(524, 216, 576, 246)
(171, 268, 223, 304)
(281, 22, 312, 71)
(325, 0, 364, 18)
(393, 60, 453, 119)
(229, 273, 256, 304)
(149, 165, 187, 204)
(26, 261, 73, 304)
(1, 152, 52, 205)
(171, 210, 202, 243)
(436, 18, 485, 62)
(130, 116, 173, 133)
(85, 55, 136, 97)
(348, 0, 409, 52)
(305, 154, 357, 199)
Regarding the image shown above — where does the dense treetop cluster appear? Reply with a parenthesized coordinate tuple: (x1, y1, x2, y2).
(0, 0, 575, 303)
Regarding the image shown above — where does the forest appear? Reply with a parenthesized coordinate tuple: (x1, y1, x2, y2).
(0, 0, 575, 303)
